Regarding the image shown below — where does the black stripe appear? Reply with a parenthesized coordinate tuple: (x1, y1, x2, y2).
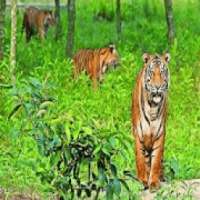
(138, 136, 144, 144)
(140, 147, 145, 154)
(140, 121, 144, 139)
(141, 86, 150, 125)
(152, 145, 161, 151)
(154, 122, 162, 141)
(157, 104, 162, 117)
(144, 153, 149, 158)
(157, 96, 164, 117)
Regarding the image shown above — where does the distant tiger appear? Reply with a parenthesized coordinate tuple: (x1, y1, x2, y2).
(22, 6, 55, 42)
(73, 44, 119, 88)
(131, 53, 170, 191)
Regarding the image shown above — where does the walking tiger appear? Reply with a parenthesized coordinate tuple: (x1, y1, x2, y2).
(131, 53, 170, 190)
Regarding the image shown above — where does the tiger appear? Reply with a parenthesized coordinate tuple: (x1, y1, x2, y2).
(73, 44, 119, 88)
(131, 53, 170, 191)
(22, 6, 55, 42)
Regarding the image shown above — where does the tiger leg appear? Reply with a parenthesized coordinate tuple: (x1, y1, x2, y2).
(149, 134, 165, 191)
(38, 27, 45, 40)
(89, 61, 98, 89)
(73, 66, 79, 79)
(23, 15, 32, 42)
(135, 135, 149, 189)
(92, 75, 97, 90)
(160, 158, 165, 182)
(25, 25, 32, 42)
(99, 73, 104, 84)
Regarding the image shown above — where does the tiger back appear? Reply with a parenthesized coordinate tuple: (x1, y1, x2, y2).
(73, 44, 119, 88)
(131, 53, 170, 191)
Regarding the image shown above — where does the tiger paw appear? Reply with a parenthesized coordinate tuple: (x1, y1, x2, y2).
(143, 184, 149, 190)
(160, 175, 166, 182)
(142, 181, 149, 190)
(149, 180, 160, 192)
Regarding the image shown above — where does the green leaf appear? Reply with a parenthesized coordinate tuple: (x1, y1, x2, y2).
(93, 144, 101, 155)
(170, 158, 180, 177)
(123, 171, 138, 181)
(39, 100, 54, 109)
(119, 178, 130, 193)
(98, 167, 108, 186)
(106, 183, 114, 200)
(109, 137, 116, 148)
(110, 163, 117, 177)
(52, 134, 61, 147)
(8, 103, 22, 120)
(36, 109, 47, 117)
(50, 152, 61, 167)
(29, 77, 42, 89)
(102, 143, 112, 156)
(65, 125, 71, 144)
(82, 126, 93, 135)
(112, 178, 121, 196)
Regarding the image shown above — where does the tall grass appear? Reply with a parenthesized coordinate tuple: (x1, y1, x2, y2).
(0, 0, 199, 199)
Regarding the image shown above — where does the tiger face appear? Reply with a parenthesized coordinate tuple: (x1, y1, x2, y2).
(143, 53, 170, 106)
(100, 44, 119, 73)
(43, 11, 55, 27)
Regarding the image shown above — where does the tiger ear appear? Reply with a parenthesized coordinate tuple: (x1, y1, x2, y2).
(142, 53, 150, 63)
(163, 53, 170, 63)
(109, 44, 116, 53)
(50, 10, 53, 15)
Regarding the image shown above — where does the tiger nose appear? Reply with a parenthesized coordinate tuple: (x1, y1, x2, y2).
(155, 85, 160, 90)
(153, 86, 161, 95)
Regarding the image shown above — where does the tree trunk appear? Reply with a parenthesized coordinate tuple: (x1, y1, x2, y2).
(116, 0, 121, 40)
(66, 0, 76, 58)
(0, 0, 6, 60)
(10, 0, 17, 86)
(164, 0, 175, 45)
(55, 0, 61, 40)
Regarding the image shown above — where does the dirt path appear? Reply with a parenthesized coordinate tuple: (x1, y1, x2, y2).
(1, 180, 200, 199)
(141, 179, 200, 200)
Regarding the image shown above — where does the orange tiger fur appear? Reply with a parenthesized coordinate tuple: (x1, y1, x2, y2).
(73, 44, 119, 88)
(22, 6, 55, 42)
(131, 53, 170, 190)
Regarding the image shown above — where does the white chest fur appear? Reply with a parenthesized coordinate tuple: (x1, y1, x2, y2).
(137, 99, 163, 141)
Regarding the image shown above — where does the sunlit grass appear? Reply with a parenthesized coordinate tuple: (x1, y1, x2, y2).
(0, 0, 200, 199)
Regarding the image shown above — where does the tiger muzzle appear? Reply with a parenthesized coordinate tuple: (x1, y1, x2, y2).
(149, 91, 163, 107)
(111, 60, 119, 68)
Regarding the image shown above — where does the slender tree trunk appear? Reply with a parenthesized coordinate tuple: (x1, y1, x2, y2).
(0, 0, 6, 60)
(164, 0, 175, 45)
(116, 0, 121, 40)
(66, 0, 76, 58)
(10, 0, 17, 86)
(55, 0, 61, 40)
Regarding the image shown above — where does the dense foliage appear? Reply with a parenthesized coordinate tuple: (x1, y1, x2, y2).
(0, 0, 199, 199)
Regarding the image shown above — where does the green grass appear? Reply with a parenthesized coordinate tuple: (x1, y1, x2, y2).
(0, 0, 200, 199)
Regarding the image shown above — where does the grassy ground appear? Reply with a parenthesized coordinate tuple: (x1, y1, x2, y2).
(0, 0, 200, 199)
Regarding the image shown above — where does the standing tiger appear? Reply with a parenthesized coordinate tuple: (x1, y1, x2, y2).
(131, 53, 170, 191)
(22, 6, 55, 42)
(73, 44, 119, 88)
